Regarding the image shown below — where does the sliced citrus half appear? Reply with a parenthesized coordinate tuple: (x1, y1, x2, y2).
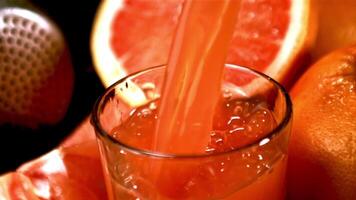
(91, 0, 315, 88)
(0, 119, 107, 200)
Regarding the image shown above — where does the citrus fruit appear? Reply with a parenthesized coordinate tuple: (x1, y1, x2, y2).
(0, 172, 40, 199)
(288, 45, 356, 200)
(91, 0, 315, 88)
(311, 0, 356, 60)
(18, 141, 106, 200)
(0, 2, 74, 127)
(0, 120, 106, 200)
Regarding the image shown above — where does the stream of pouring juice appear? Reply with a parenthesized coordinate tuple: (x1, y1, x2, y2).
(106, 0, 288, 199)
(154, 0, 240, 154)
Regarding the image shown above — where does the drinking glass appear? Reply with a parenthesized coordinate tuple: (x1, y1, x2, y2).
(91, 64, 292, 200)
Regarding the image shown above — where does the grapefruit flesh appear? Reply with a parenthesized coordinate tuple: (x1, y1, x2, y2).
(0, 119, 106, 200)
(91, 0, 314, 87)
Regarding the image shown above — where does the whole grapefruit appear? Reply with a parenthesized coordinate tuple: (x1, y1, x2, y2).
(288, 45, 356, 200)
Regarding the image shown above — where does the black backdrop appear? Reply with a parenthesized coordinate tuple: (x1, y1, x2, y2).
(0, 1, 105, 173)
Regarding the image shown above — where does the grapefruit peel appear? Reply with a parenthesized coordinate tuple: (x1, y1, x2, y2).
(264, 0, 313, 82)
(91, 0, 147, 106)
(91, 0, 126, 88)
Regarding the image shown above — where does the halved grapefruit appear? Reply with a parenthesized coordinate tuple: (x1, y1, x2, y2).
(0, 119, 107, 200)
(91, 0, 315, 88)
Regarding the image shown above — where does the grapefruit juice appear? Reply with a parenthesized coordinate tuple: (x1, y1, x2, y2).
(92, 65, 292, 200)
(153, 0, 240, 154)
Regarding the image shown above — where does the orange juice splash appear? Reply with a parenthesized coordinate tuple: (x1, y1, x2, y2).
(154, 0, 241, 154)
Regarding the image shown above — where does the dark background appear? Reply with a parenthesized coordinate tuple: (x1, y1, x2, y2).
(0, 1, 104, 173)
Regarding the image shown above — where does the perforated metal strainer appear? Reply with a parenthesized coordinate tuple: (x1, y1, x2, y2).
(0, 5, 65, 114)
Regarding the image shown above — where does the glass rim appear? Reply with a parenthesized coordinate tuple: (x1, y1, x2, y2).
(91, 64, 292, 159)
